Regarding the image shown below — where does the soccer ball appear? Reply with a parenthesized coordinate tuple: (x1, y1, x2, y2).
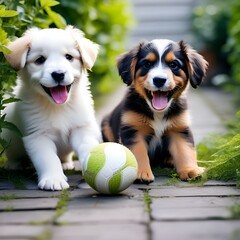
(82, 142, 138, 194)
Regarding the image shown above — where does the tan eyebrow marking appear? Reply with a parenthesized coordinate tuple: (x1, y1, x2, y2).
(145, 52, 157, 62)
(165, 51, 176, 62)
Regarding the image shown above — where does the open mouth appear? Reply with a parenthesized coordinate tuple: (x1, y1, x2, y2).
(42, 84, 71, 104)
(146, 89, 176, 111)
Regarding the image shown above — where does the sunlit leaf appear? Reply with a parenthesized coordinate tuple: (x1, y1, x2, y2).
(40, 0, 60, 8)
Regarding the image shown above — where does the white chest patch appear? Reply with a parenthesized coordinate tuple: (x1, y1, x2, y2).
(150, 112, 169, 137)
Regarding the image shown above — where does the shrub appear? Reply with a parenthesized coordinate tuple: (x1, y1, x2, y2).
(192, 0, 240, 103)
(0, 0, 66, 156)
(225, 0, 240, 99)
(192, 0, 240, 186)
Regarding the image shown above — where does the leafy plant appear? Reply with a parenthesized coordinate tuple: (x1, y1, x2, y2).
(192, 0, 240, 103)
(225, 0, 240, 101)
(0, 94, 22, 156)
(0, 0, 66, 157)
(197, 111, 240, 186)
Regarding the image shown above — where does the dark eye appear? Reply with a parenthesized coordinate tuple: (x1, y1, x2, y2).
(66, 54, 73, 61)
(35, 56, 46, 65)
(169, 61, 180, 71)
(143, 60, 152, 69)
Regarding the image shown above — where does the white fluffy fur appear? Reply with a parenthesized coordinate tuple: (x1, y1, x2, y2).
(3, 26, 102, 190)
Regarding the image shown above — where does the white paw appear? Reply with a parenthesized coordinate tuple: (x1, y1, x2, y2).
(38, 176, 69, 191)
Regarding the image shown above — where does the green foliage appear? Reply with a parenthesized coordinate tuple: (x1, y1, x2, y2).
(225, 0, 240, 99)
(197, 111, 240, 185)
(0, 0, 67, 89)
(192, 0, 240, 102)
(193, 1, 240, 185)
(0, 0, 66, 156)
(55, 0, 134, 96)
(0, 93, 22, 156)
(192, 1, 229, 53)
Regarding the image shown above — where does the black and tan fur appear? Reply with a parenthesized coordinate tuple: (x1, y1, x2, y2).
(101, 39, 208, 183)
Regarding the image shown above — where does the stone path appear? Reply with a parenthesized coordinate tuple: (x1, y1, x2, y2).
(0, 87, 239, 240)
(1, 176, 240, 240)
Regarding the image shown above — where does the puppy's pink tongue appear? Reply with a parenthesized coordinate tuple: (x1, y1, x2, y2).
(152, 91, 168, 110)
(50, 86, 68, 104)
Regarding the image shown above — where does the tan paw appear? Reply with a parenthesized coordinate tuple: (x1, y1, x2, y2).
(62, 161, 74, 170)
(178, 166, 205, 180)
(137, 169, 155, 183)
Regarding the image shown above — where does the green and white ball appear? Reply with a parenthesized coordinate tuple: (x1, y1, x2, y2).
(82, 142, 138, 194)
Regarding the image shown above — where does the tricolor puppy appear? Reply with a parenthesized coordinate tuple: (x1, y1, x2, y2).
(3, 26, 102, 190)
(101, 39, 208, 183)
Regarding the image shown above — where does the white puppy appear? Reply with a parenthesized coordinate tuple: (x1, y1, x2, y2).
(3, 26, 102, 191)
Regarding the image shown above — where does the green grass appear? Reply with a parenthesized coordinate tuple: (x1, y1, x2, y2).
(0, 194, 18, 200)
(143, 189, 152, 213)
(3, 206, 14, 212)
(197, 111, 240, 186)
(52, 189, 71, 224)
(229, 204, 240, 219)
(32, 229, 52, 240)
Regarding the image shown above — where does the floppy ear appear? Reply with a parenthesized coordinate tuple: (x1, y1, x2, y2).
(66, 25, 99, 70)
(117, 42, 144, 86)
(4, 35, 31, 70)
(179, 41, 208, 88)
(4, 28, 40, 70)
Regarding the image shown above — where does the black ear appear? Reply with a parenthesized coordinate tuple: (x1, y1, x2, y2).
(117, 42, 144, 86)
(179, 41, 208, 88)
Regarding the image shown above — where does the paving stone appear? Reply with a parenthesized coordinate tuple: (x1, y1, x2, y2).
(151, 207, 231, 221)
(57, 207, 149, 224)
(0, 189, 61, 198)
(52, 223, 148, 240)
(149, 186, 240, 198)
(151, 196, 240, 221)
(0, 198, 58, 210)
(0, 210, 55, 224)
(76, 181, 144, 198)
(0, 225, 48, 239)
(151, 220, 240, 240)
(0, 181, 15, 190)
(69, 190, 144, 209)
(151, 196, 240, 209)
(203, 180, 236, 187)
(152, 177, 236, 187)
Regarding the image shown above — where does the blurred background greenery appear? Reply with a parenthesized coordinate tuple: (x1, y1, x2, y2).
(191, 0, 240, 183)
(192, 0, 240, 104)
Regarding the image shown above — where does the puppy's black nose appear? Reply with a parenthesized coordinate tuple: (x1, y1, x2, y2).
(153, 77, 167, 88)
(51, 71, 65, 83)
